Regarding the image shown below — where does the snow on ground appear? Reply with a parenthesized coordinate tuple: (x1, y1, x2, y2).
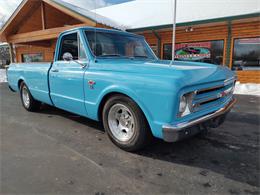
(234, 82, 260, 96)
(0, 69, 7, 83)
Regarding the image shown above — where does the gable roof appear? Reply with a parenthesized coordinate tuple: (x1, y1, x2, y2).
(0, 0, 125, 36)
(49, 0, 125, 30)
(94, 0, 260, 30)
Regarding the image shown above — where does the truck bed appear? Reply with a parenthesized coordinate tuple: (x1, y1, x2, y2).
(7, 62, 53, 105)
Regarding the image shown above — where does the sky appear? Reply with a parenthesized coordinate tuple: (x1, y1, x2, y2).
(0, 0, 131, 24)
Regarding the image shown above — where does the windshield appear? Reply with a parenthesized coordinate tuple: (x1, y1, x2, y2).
(85, 30, 157, 59)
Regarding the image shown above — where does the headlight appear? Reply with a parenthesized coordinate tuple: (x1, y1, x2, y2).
(178, 92, 195, 117)
(179, 96, 187, 114)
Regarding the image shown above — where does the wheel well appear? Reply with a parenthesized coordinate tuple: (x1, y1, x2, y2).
(98, 92, 153, 136)
(18, 79, 24, 89)
(98, 92, 123, 121)
(98, 92, 150, 127)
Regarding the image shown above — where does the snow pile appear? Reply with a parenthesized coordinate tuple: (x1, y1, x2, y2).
(0, 69, 7, 83)
(234, 82, 260, 96)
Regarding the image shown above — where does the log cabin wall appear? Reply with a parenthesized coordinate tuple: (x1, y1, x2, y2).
(15, 40, 57, 62)
(140, 23, 228, 64)
(139, 19, 260, 83)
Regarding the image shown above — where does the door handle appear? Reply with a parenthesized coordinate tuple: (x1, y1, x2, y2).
(51, 69, 59, 72)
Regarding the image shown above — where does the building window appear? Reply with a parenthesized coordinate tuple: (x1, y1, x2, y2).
(22, 53, 43, 62)
(232, 37, 260, 71)
(163, 40, 224, 65)
(163, 44, 172, 60)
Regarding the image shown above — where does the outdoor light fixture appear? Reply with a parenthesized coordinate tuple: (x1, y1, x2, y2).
(185, 27, 194, 32)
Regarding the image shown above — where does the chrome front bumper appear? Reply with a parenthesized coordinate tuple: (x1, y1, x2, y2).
(162, 98, 237, 142)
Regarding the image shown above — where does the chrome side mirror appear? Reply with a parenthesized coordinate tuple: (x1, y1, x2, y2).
(62, 52, 73, 61)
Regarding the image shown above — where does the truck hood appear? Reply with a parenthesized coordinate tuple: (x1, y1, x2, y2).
(94, 58, 235, 86)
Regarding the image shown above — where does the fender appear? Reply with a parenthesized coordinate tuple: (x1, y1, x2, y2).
(17, 76, 27, 91)
(88, 85, 155, 133)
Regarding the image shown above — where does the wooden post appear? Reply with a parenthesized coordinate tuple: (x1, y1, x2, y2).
(8, 43, 15, 63)
(152, 30, 161, 58)
(170, 0, 177, 65)
(225, 20, 232, 68)
(41, 1, 46, 30)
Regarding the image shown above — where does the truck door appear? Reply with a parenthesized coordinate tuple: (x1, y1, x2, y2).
(49, 31, 88, 116)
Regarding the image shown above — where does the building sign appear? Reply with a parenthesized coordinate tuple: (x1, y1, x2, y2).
(163, 40, 224, 65)
(175, 42, 211, 61)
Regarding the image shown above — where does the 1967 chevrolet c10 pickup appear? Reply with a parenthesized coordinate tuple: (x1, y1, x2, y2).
(7, 27, 236, 151)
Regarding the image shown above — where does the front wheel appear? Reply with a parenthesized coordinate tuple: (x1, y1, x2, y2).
(20, 82, 41, 111)
(102, 95, 152, 152)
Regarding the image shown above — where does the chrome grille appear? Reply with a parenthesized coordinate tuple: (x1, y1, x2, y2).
(192, 78, 235, 112)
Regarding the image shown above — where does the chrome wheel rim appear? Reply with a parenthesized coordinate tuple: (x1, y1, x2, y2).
(22, 86, 30, 108)
(108, 103, 135, 142)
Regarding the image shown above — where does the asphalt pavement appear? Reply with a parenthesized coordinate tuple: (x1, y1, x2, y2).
(0, 83, 259, 194)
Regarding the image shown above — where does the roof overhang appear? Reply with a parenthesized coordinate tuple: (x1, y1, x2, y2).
(127, 12, 260, 32)
(0, 0, 27, 36)
(0, 0, 123, 43)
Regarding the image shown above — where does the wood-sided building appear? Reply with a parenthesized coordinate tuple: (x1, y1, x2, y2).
(96, 0, 260, 83)
(133, 16, 260, 83)
(0, 0, 120, 63)
(0, 0, 259, 83)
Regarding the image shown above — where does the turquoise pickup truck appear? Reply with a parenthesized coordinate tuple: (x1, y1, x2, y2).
(7, 27, 236, 151)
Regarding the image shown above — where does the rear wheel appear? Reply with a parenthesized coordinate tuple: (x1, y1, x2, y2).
(20, 82, 41, 111)
(102, 95, 152, 152)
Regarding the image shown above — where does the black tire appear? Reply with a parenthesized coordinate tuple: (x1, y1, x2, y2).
(102, 95, 152, 152)
(19, 82, 41, 112)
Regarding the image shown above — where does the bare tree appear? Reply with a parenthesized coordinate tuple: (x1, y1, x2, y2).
(0, 15, 6, 29)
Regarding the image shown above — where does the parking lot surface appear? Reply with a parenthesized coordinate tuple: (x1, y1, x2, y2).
(0, 83, 259, 194)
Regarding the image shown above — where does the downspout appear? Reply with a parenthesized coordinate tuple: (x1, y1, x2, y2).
(152, 30, 161, 58)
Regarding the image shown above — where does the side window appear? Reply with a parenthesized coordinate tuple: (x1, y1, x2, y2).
(59, 33, 78, 60)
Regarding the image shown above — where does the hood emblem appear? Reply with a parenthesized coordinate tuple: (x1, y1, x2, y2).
(88, 80, 96, 89)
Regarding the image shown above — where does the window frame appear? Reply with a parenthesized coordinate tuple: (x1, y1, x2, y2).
(55, 30, 88, 62)
(230, 35, 260, 71)
(83, 29, 158, 60)
(58, 32, 79, 61)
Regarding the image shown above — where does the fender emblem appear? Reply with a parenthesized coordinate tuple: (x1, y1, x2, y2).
(88, 80, 96, 89)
